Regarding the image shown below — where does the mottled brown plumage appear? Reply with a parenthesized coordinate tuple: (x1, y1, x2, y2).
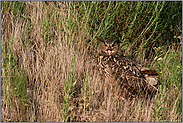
(96, 37, 158, 98)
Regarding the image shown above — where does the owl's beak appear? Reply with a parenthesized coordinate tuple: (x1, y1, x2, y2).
(107, 46, 112, 55)
(107, 50, 112, 55)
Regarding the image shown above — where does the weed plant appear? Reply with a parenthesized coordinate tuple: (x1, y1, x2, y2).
(1, 36, 29, 121)
(60, 57, 77, 122)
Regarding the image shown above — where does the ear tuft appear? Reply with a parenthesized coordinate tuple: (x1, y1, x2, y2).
(113, 38, 120, 43)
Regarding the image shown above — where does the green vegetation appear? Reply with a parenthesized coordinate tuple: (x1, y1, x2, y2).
(60, 57, 77, 122)
(81, 71, 90, 114)
(1, 1, 182, 122)
(1, 36, 29, 121)
(152, 85, 167, 122)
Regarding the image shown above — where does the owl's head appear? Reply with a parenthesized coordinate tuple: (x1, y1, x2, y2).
(97, 37, 122, 57)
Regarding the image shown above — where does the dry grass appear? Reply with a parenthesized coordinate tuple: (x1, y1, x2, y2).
(1, 1, 182, 122)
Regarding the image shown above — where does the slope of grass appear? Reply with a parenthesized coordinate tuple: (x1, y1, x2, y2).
(1, 1, 182, 122)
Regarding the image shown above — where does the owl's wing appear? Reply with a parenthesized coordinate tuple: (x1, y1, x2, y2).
(113, 56, 158, 94)
(121, 56, 159, 86)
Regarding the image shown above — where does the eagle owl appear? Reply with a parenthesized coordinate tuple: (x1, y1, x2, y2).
(96, 37, 158, 98)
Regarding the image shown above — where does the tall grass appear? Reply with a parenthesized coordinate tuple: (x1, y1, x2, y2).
(1, 1, 182, 122)
(60, 56, 77, 122)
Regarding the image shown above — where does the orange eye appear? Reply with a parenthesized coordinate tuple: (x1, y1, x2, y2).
(104, 44, 107, 47)
(112, 44, 115, 47)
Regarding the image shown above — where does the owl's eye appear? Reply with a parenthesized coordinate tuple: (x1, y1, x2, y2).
(112, 44, 115, 47)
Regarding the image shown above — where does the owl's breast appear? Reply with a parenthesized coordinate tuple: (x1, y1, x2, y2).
(97, 56, 115, 78)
